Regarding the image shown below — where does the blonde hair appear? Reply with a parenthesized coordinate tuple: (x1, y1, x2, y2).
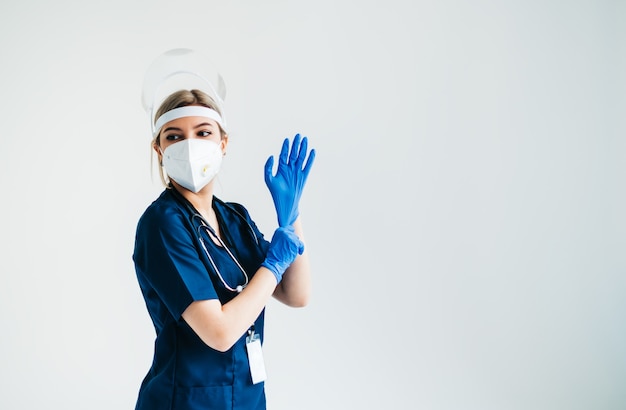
(152, 89, 227, 188)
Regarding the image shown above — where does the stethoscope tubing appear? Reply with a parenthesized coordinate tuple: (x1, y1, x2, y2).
(170, 187, 258, 293)
(193, 213, 249, 293)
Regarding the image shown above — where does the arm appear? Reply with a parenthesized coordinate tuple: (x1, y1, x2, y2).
(273, 218, 311, 307)
(182, 226, 304, 352)
(182, 267, 277, 352)
(264, 134, 315, 307)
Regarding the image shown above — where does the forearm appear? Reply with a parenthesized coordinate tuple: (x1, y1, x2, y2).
(182, 267, 277, 352)
(273, 218, 312, 307)
(222, 267, 277, 330)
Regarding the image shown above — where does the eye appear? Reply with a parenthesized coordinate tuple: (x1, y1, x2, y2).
(165, 134, 182, 141)
(198, 130, 213, 137)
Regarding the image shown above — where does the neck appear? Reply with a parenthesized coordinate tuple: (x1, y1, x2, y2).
(172, 180, 215, 215)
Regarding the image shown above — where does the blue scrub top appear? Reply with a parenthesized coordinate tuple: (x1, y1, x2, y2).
(133, 189, 270, 410)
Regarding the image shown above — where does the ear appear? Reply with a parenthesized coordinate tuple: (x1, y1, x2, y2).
(152, 141, 163, 165)
(221, 135, 229, 155)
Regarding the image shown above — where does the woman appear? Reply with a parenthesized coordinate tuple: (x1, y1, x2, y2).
(133, 88, 315, 409)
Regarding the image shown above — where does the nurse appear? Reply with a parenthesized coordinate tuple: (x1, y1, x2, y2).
(133, 88, 315, 410)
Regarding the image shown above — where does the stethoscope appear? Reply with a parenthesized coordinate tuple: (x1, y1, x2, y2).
(170, 187, 259, 293)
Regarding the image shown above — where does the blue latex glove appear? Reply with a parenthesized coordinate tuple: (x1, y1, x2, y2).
(261, 226, 305, 283)
(264, 134, 316, 227)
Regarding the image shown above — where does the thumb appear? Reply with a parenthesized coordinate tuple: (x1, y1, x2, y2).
(264, 156, 275, 185)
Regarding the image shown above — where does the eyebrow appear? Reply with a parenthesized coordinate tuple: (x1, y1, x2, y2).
(194, 122, 215, 129)
(162, 122, 215, 134)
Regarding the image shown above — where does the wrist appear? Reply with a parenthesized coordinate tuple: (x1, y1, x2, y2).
(260, 260, 283, 284)
(278, 210, 299, 227)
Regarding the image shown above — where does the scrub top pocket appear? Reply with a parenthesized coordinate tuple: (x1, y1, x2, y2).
(173, 385, 233, 410)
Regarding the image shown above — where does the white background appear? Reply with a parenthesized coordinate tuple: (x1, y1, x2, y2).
(1, 1, 625, 409)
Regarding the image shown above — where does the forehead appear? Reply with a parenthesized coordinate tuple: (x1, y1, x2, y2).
(163, 116, 219, 129)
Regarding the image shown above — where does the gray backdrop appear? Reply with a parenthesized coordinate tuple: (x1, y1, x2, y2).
(1, 1, 624, 409)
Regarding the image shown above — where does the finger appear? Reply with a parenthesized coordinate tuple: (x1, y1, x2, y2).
(279, 138, 290, 164)
(302, 148, 316, 179)
(288, 133, 301, 165)
(295, 136, 308, 169)
(264, 156, 275, 184)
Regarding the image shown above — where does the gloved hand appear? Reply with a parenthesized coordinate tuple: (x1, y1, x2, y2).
(261, 226, 305, 284)
(264, 134, 316, 227)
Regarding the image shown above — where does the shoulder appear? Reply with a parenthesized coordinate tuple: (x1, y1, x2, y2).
(226, 202, 252, 220)
(214, 197, 253, 221)
(137, 190, 188, 232)
(213, 197, 268, 245)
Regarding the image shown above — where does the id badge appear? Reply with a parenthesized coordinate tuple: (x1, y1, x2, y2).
(246, 330, 267, 384)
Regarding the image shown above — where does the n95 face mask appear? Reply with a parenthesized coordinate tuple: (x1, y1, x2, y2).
(161, 139, 223, 193)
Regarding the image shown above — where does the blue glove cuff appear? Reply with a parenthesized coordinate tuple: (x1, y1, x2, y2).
(261, 226, 305, 284)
